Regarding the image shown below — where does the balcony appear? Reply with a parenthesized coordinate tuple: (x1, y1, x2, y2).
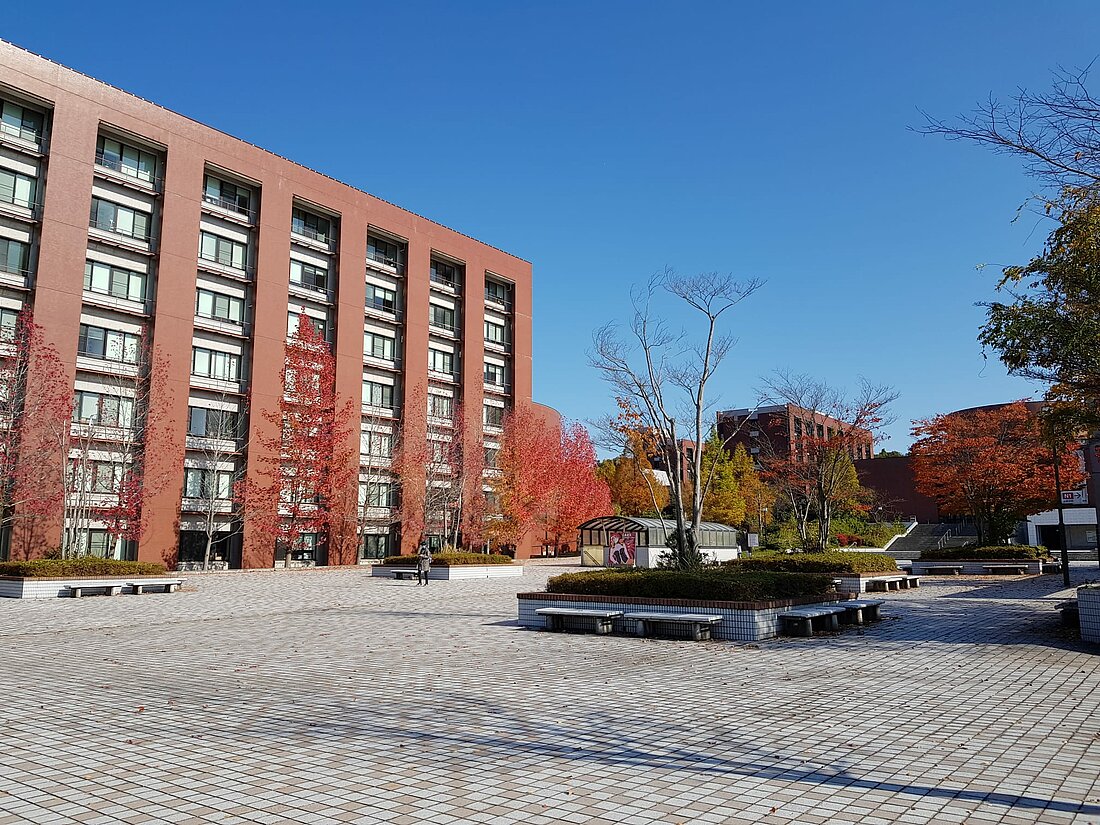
(363, 352, 401, 371)
(484, 288, 512, 310)
(429, 320, 459, 339)
(429, 271, 461, 293)
(291, 224, 335, 252)
(201, 192, 256, 224)
(82, 288, 150, 317)
(429, 367, 459, 384)
(364, 299, 401, 322)
(89, 218, 155, 254)
(0, 260, 31, 290)
(93, 152, 162, 193)
(194, 313, 250, 339)
(484, 337, 511, 354)
(0, 189, 38, 223)
(184, 434, 242, 454)
(0, 121, 45, 155)
(483, 379, 511, 396)
(197, 251, 253, 281)
(75, 352, 140, 378)
(289, 279, 335, 305)
(366, 248, 405, 275)
(362, 401, 400, 419)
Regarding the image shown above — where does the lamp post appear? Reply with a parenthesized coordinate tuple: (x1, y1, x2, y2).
(1053, 442, 1071, 588)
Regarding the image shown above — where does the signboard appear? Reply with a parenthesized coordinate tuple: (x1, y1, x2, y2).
(607, 531, 637, 566)
(1061, 490, 1088, 506)
(747, 533, 760, 548)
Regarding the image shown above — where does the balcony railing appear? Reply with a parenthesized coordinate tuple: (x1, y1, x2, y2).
(365, 298, 400, 317)
(94, 152, 162, 188)
(198, 250, 250, 274)
(291, 224, 332, 245)
(0, 121, 43, 147)
(430, 271, 461, 291)
(367, 248, 405, 271)
(89, 217, 152, 244)
(0, 260, 31, 280)
(0, 186, 37, 212)
(290, 279, 334, 299)
(484, 288, 512, 308)
(202, 193, 256, 221)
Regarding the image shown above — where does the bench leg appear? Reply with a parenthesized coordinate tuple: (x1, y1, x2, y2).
(691, 623, 704, 642)
(792, 618, 812, 637)
(827, 614, 839, 631)
(168, 584, 178, 593)
(849, 608, 864, 625)
(635, 619, 647, 637)
(109, 586, 121, 596)
(595, 619, 613, 635)
(71, 588, 82, 598)
(133, 585, 145, 595)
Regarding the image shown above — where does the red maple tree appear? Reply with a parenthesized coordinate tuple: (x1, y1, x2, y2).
(249, 315, 358, 567)
(0, 308, 70, 558)
(910, 401, 1085, 545)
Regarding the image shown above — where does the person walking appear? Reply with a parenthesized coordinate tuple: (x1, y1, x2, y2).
(416, 542, 432, 586)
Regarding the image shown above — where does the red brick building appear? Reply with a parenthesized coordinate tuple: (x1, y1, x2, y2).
(716, 404, 874, 466)
(0, 41, 541, 567)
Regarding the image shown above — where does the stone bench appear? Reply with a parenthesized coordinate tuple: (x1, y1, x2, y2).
(390, 569, 419, 581)
(779, 605, 847, 636)
(839, 599, 885, 625)
(128, 578, 183, 595)
(535, 608, 622, 635)
(63, 581, 126, 598)
(623, 612, 723, 641)
(982, 564, 1031, 575)
(1056, 599, 1079, 627)
(865, 575, 919, 592)
(921, 565, 964, 576)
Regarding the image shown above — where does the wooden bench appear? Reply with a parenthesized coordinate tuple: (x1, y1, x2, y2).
(1056, 600, 1079, 627)
(128, 578, 184, 595)
(982, 564, 1030, 576)
(623, 612, 723, 641)
(839, 599, 884, 624)
(63, 581, 126, 598)
(536, 608, 622, 635)
(778, 605, 847, 636)
(921, 565, 963, 576)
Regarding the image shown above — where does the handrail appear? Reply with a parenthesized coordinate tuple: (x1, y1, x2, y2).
(202, 192, 255, 220)
(94, 152, 162, 187)
(0, 121, 43, 146)
(367, 248, 404, 270)
(198, 250, 250, 273)
(90, 217, 152, 243)
(430, 271, 461, 291)
(0, 185, 36, 210)
(291, 224, 332, 244)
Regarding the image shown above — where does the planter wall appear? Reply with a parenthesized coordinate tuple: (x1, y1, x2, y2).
(911, 559, 1044, 576)
(372, 564, 523, 581)
(0, 575, 182, 600)
(517, 592, 848, 641)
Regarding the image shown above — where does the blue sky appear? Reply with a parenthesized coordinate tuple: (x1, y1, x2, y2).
(5, 2, 1097, 450)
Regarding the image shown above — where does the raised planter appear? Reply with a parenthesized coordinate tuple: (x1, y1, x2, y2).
(911, 559, 1044, 576)
(517, 591, 850, 641)
(0, 575, 184, 600)
(1078, 585, 1100, 643)
(372, 564, 523, 581)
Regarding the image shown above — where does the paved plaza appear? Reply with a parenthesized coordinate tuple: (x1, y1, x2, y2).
(2, 562, 1100, 825)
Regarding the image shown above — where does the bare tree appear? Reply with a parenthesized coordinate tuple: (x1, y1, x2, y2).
(757, 372, 897, 551)
(590, 268, 763, 568)
(919, 64, 1100, 189)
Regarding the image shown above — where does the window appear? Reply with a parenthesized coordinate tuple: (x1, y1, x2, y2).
(73, 391, 134, 427)
(84, 261, 146, 302)
(0, 169, 36, 209)
(361, 482, 394, 508)
(188, 406, 240, 440)
(291, 208, 331, 243)
(485, 321, 506, 345)
(429, 304, 456, 331)
(429, 394, 453, 418)
(485, 280, 511, 305)
(484, 363, 505, 386)
(196, 289, 244, 325)
(96, 136, 157, 183)
(199, 231, 247, 271)
(183, 467, 234, 500)
(78, 324, 140, 363)
(192, 347, 241, 381)
(290, 259, 329, 294)
(816, 423, 825, 438)
(0, 307, 18, 343)
(429, 348, 454, 375)
(364, 331, 396, 361)
(360, 533, 391, 559)
(483, 404, 504, 427)
(0, 100, 44, 144)
(430, 259, 461, 288)
(430, 440, 447, 464)
(363, 381, 394, 409)
(287, 311, 329, 341)
(361, 431, 392, 457)
(89, 198, 151, 241)
(484, 447, 499, 468)
(69, 460, 124, 494)
(203, 175, 252, 215)
(0, 239, 29, 277)
(365, 283, 397, 313)
(367, 235, 404, 268)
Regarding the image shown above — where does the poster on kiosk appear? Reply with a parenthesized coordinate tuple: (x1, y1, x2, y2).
(607, 531, 636, 567)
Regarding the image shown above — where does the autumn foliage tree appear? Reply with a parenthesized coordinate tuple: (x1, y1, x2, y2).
(0, 308, 70, 559)
(595, 397, 669, 518)
(910, 401, 1084, 545)
(250, 316, 358, 567)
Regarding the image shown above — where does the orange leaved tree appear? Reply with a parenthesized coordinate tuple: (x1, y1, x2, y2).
(910, 401, 1084, 545)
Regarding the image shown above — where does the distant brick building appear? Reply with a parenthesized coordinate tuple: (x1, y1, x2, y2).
(716, 404, 873, 466)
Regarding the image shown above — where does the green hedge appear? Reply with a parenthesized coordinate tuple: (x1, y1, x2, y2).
(380, 552, 514, 567)
(0, 558, 167, 578)
(726, 551, 900, 575)
(545, 569, 835, 601)
(921, 545, 1048, 561)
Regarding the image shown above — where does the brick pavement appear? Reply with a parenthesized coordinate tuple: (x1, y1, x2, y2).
(1, 561, 1099, 824)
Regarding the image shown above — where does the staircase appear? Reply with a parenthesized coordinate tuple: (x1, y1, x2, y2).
(885, 524, 954, 560)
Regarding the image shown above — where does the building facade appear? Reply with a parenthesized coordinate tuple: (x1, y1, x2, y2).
(0, 41, 535, 567)
(716, 404, 874, 467)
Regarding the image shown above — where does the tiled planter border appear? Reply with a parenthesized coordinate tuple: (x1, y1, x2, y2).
(911, 559, 1044, 576)
(0, 574, 184, 600)
(1078, 585, 1100, 643)
(517, 591, 850, 641)
(372, 564, 523, 581)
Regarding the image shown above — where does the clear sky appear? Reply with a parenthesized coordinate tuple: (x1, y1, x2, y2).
(5, 2, 1097, 450)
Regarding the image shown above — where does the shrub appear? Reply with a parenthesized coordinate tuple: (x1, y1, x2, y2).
(727, 551, 900, 575)
(545, 569, 835, 601)
(0, 558, 167, 578)
(380, 552, 514, 567)
(921, 545, 1048, 561)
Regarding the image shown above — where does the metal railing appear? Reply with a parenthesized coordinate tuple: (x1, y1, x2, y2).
(198, 250, 250, 273)
(365, 298, 400, 316)
(484, 288, 512, 308)
(367, 248, 405, 270)
(0, 185, 36, 211)
(90, 217, 152, 244)
(430, 271, 461, 291)
(291, 223, 332, 244)
(0, 121, 43, 147)
(94, 152, 162, 187)
(202, 192, 256, 220)
(0, 260, 31, 279)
